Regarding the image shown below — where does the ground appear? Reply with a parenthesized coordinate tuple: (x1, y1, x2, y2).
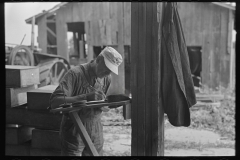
(100, 92, 235, 156)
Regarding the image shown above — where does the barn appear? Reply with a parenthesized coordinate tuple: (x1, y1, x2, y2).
(25, 2, 235, 92)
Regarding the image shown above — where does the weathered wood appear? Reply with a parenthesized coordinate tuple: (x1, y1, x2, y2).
(56, 7, 69, 62)
(30, 148, 61, 156)
(124, 2, 131, 46)
(131, 2, 139, 155)
(123, 103, 131, 120)
(37, 14, 47, 53)
(131, 2, 162, 156)
(220, 7, 230, 88)
(69, 112, 99, 156)
(31, 129, 60, 150)
(5, 125, 34, 145)
(6, 65, 40, 88)
(157, 3, 164, 156)
(137, 2, 146, 155)
(27, 85, 58, 110)
(5, 141, 31, 156)
(6, 106, 62, 130)
(6, 84, 37, 108)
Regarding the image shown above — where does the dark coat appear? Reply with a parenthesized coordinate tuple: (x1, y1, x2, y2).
(161, 2, 197, 127)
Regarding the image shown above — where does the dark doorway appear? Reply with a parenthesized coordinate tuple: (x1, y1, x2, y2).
(187, 46, 202, 87)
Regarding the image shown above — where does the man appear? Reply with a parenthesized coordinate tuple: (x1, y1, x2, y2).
(50, 46, 123, 156)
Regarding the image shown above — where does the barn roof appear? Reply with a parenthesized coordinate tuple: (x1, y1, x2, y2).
(25, 2, 68, 25)
(25, 2, 235, 25)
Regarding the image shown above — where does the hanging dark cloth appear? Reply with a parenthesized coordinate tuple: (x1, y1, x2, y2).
(161, 2, 197, 127)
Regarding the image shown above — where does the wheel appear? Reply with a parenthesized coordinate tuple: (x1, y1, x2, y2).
(8, 45, 34, 66)
(47, 61, 68, 85)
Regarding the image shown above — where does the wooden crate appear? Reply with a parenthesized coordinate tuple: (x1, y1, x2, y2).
(6, 65, 40, 88)
(32, 129, 61, 150)
(30, 148, 61, 156)
(5, 124, 34, 145)
(6, 106, 62, 130)
(5, 140, 31, 156)
(6, 84, 37, 108)
(27, 85, 58, 110)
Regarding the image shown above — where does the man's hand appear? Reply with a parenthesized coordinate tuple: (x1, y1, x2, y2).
(86, 91, 106, 101)
(101, 106, 110, 112)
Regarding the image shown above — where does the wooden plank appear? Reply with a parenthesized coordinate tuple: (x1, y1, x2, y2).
(145, 2, 152, 155)
(124, 2, 131, 45)
(6, 65, 40, 88)
(47, 26, 56, 37)
(6, 106, 62, 130)
(110, 2, 118, 45)
(69, 112, 99, 156)
(212, 6, 221, 89)
(156, 3, 163, 156)
(5, 125, 34, 145)
(131, 2, 139, 155)
(72, 2, 83, 22)
(37, 14, 47, 53)
(220, 7, 230, 88)
(137, 2, 146, 155)
(228, 10, 234, 89)
(30, 148, 61, 156)
(131, 2, 162, 156)
(56, 10, 69, 62)
(27, 85, 58, 110)
(123, 103, 131, 120)
(5, 141, 31, 156)
(31, 129, 60, 150)
(82, 2, 92, 21)
(6, 84, 37, 108)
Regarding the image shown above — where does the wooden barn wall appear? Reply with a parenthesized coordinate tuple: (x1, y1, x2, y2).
(37, 15, 47, 53)
(56, 2, 131, 47)
(177, 2, 231, 89)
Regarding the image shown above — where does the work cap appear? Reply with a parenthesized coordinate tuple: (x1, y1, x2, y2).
(99, 47, 123, 75)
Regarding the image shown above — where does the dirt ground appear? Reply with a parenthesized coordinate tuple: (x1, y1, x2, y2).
(102, 125, 235, 156)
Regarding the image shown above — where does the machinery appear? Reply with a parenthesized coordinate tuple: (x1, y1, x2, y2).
(6, 45, 71, 87)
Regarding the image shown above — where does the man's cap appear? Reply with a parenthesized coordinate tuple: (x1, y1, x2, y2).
(99, 47, 123, 75)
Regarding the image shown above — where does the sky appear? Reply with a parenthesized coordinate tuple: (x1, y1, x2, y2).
(4, 2, 60, 46)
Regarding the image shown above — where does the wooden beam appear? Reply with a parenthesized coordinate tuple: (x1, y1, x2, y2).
(68, 112, 99, 156)
(131, 2, 162, 156)
(47, 19, 56, 23)
(47, 26, 56, 38)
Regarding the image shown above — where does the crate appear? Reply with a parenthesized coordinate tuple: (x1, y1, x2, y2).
(6, 107, 62, 130)
(5, 140, 31, 156)
(32, 129, 61, 150)
(6, 84, 37, 108)
(27, 85, 58, 110)
(5, 124, 34, 145)
(6, 65, 39, 88)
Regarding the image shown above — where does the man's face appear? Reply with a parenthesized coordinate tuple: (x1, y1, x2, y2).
(96, 57, 112, 78)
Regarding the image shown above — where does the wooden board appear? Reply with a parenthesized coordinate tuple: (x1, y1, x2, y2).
(50, 100, 131, 114)
(5, 140, 31, 156)
(31, 129, 61, 150)
(37, 15, 47, 53)
(6, 84, 37, 108)
(6, 106, 62, 130)
(131, 2, 161, 156)
(6, 65, 40, 88)
(5, 124, 34, 145)
(27, 85, 58, 110)
(30, 148, 61, 156)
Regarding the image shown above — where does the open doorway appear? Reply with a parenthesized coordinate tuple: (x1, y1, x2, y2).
(187, 46, 202, 87)
(67, 22, 87, 65)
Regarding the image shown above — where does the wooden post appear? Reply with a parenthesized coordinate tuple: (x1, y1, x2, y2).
(131, 2, 163, 156)
(31, 16, 35, 51)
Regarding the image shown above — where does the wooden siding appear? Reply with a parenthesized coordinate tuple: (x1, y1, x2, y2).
(37, 15, 47, 53)
(177, 2, 232, 89)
